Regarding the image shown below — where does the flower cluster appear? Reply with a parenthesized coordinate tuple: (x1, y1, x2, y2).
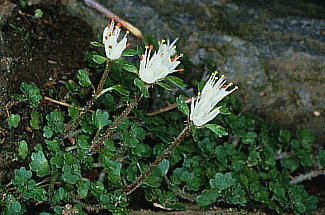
(190, 72, 238, 127)
(138, 39, 183, 84)
(103, 19, 129, 60)
(102, 23, 237, 126)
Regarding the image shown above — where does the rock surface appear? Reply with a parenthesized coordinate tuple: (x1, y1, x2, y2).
(93, 0, 324, 139)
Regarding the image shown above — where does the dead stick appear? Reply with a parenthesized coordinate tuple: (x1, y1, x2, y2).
(147, 96, 196, 116)
(43, 96, 94, 113)
(83, 0, 143, 39)
(289, 168, 325, 184)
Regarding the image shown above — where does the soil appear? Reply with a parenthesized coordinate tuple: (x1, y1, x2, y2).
(0, 2, 324, 215)
(0, 2, 94, 184)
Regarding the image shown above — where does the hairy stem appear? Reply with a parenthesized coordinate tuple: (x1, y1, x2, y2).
(90, 94, 142, 151)
(123, 125, 190, 195)
(63, 61, 112, 135)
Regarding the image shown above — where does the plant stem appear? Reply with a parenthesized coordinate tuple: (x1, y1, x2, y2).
(63, 60, 112, 135)
(90, 94, 142, 151)
(123, 125, 190, 195)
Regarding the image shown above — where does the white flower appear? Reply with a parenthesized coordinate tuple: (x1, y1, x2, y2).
(139, 39, 183, 84)
(190, 72, 238, 127)
(103, 19, 129, 60)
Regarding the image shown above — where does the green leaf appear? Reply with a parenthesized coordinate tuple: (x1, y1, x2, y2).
(18, 140, 28, 159)
(76, 135, 90, 151)
(53, 187, 65, 203)
(92, 55, 107, 64)
(5, 196, 22, 214)
(122, 49, 139, 56)
(157, 81, 173, 91)
(158, 159, 170, 175)
(62, 164, 81, 184)
(279, 129, 291, 143)
(210, 172, 236, 190)
(165, 76, 187, 88)
(30, 111, 40, 129)
(176, 95, 189, 115)
(90, 41, 104, 47)
(20, 82, 42, 107)
(78, 69, 92, 87)
(46, 110, 64, 133)
(68, 106, 79, 120)
(110, 85, 129, 96)
(319, 150, 325, 167)
(45, 139, 61, 152)
(297, 129, 315, 144)
(34, 8, 43, 18)
(8, 114, 21, 128)
(241, 131, 257, 145)
(205, 124, 228, 137)
(92, 109, 110, 130)
(122, 62, 138, 74)
(220, 106, 231, 115)
(29, 151, 49, 177)
(43, 126, 53, 138)
(196, 189, 221, 207)
(78, 181, 91, 199)
(226, 186, 247, 206)
(13, 167, 32, 184)
(134, 78, 149, 98)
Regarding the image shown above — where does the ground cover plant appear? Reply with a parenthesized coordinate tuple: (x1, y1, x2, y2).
(1, 13, 325, 215)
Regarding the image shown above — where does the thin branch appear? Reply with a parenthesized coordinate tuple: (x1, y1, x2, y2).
(63, 61, 112, 135)
(43, 96, 94, 113)
(289, 168, 325, 184)
(123, 125, 190, 195)
(83, 0, 143, 39)
(90, 94, 142, 151)
(147, 96, 195, 116)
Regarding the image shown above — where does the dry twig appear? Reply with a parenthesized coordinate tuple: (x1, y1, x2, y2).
(83, 0, 143, 39)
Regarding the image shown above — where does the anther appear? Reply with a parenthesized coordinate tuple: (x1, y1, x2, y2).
(117, 23, 122, 28)
(145, 45, 149, 49)
(126, 43, 131, 48)
(139, 56, 144, 60)
(126, 30, 130, 34)
(105, 36, 108, 40)
(177, 68, 184, 71)
(149, 44, 154, 50)
(108, 45, 112, 49)
(161, 39, 166, 43)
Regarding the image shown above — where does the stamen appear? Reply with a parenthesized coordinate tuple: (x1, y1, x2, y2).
(139, 56, 144, 60)
(105, 36, 108, 40)
(108, 45, 112, 49)
(126, 30, 130, 34)
(126, 43, 131, 48)
(106, 23, 110, 27)
(117, 23, 122, 28)
(171, 54, 179, 62)
(177, 68, 184, 71)
(145, 45, 149, 49)
(149, 44, 154, 50)
(161, 39, 166, 43)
